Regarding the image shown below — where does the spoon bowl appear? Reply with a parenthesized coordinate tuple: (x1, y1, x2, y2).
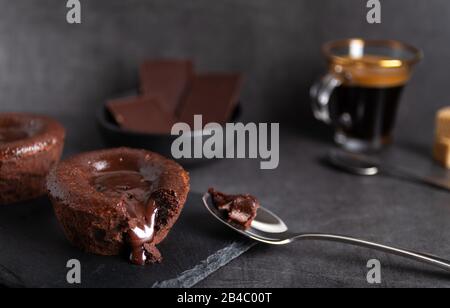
(202, 193, 290, 244)
(326, 149, 450, 192)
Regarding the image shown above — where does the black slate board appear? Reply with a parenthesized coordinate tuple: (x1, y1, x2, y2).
(0, 192, 252, 288)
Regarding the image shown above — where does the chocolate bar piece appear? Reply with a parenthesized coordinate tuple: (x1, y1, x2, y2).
(139, 60, 193, 115)
(178, 74, 243, 126)
(107, 96, 175, 134)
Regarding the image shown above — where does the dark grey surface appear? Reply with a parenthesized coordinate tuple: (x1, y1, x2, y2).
(1, 0, 450, 287)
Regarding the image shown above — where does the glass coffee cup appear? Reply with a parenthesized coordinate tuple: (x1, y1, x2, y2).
(310, 39, 422, 152)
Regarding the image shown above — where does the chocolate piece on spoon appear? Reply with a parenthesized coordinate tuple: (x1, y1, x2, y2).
(208, 188, 259, 230)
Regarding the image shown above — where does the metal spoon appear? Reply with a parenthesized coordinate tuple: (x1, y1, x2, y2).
(327, 149, 450, 192)
(202, 193, 450, 273)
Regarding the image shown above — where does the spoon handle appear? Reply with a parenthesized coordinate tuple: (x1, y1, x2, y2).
(292, 233, 450, 272)
(383, 165, 450, 192)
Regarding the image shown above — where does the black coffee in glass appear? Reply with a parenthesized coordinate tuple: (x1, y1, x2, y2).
(311, 39, 422, 152)
(331, 81, 404, 146)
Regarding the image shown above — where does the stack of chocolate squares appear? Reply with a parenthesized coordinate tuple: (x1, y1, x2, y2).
(107, 60, 243, 134)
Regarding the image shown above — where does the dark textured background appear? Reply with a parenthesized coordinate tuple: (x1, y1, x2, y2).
(1, 0, 450, 288)
(0, 0, 447, 143)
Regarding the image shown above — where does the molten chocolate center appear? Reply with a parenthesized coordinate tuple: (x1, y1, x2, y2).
(93, 170, 159, 265)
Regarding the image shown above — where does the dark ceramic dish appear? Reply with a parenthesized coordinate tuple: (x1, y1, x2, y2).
(97, 101, 241, 165)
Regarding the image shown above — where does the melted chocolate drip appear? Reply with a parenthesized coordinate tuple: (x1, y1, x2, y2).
(93, 170, 161, 265)
(128, 199, 159, 265)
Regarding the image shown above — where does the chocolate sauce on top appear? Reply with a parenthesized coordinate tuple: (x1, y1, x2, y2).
(0, 127, 30, 144)
(93, 170, 160, 265)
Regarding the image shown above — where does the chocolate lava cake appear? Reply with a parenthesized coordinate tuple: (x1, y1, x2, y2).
(47, 148, 190, 265)
(0, 113, 65, 205)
